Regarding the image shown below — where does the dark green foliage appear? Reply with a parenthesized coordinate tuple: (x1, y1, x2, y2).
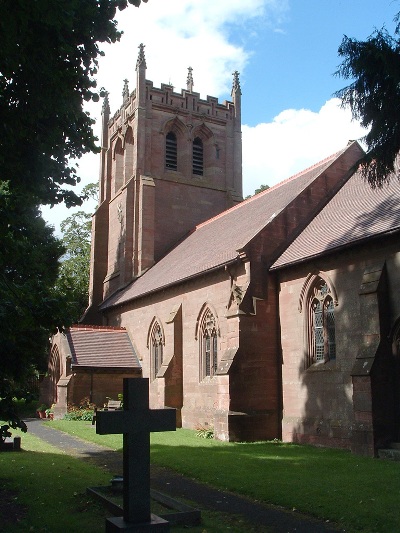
(0, 185, 69, 439)
(56, 210, 93, 321)
(55, 183, 98, 322)
(335, 11, 400, 186)
(195, 425, 214, 439)
(0, 0, 147, 206)
(245, 184, 270, 199)
(64, 397, 95, 421)
(254, 184, 270, 194)
(0, 1, 146, 437)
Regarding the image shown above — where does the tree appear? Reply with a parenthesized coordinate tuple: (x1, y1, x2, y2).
(335, 11, 400, 187)
(56, 211, 92, 322)
(0, 185, 70, 439)
(0, 1, 147, 438)
(0, 0, 147, 207)
(245, 184, 270, 199)
(56, 183, 98, 322)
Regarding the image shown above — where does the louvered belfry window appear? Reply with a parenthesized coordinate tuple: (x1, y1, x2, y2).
(201, 308, 218, 378)
(166, 132, 177, 170)
(193, 137, 203, 175)
(310, 280, 336, 365)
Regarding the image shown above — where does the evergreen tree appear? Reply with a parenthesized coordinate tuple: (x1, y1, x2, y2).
(335, 10, 400, 186)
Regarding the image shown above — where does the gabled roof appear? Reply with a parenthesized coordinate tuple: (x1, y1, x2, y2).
(67, 325, 141, 369)
(101, 143, 360, 310)
(272, 170, 400, 269)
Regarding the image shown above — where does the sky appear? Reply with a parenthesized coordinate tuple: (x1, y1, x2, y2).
(42, 0, 399, 233)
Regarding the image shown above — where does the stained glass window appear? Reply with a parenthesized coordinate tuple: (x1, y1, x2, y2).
(309, 280, 336, 365)
(201, 308, 218, 378)
(151, 322, 163, 379)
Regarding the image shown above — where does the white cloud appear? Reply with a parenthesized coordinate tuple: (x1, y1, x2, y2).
(43, 0, 289, 233)
(42, 1, 366, 233)
(242, 98, 367, 196)
(93, 0, 276, 114)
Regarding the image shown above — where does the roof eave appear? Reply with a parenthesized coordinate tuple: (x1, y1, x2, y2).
(271, 227, 400, 271)
(100, 257, 240, 312)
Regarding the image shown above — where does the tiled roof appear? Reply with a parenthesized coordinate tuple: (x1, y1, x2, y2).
(272, 170, 400, 269)
(101, 144, 356, 310)
(67, 325, 141, 369)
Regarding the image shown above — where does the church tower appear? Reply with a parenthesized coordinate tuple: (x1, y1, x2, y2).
(86, 44, 243, 321)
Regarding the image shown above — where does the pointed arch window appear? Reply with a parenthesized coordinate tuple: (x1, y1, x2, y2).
(193, 137, 203, 176)
(165, 132, 177, 171)
(114, 137, 124, 193)
(200, 308, 218, 379)
(150, 321, 163, 380)
(124, 127, 134, 181)
(309, 279, 336, 365)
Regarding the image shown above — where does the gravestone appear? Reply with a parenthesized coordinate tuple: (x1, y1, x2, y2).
(96, 378, 176, 532)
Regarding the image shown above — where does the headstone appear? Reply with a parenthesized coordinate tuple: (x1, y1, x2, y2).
(96, 378, 176, 532)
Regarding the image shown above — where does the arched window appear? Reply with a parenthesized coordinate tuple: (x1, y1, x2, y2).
(114, 137, 124, 193)
(165, 132, 177, 171)
(124, 127, 134, 181)
(309, 278, 336, 365)
(150, 321, 163, 380)
(192, 137, 203, 176)
(199, 308, 218, 378)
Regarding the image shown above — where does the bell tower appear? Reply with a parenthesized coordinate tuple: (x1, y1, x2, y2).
(86, 44, 243, 320)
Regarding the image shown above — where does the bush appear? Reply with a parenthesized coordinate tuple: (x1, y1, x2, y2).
(196, 425, 214, 439)
(64, 397, 95, 421)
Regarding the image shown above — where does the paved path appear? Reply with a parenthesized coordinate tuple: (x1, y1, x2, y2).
(25, 418, 342, 533)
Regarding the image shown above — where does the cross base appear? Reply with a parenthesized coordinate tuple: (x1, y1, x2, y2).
(106, 514, 170, 532)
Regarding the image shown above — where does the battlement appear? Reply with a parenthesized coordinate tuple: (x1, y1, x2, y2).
(108, 78, 236, 139)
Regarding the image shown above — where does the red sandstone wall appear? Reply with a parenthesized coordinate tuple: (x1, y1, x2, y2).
(105, 269, 237, 437)
(278, 240, 400, 453)
(69, 372, 139, 408)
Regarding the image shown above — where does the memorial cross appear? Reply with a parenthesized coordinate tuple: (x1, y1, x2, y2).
(96, 378, 176, 524)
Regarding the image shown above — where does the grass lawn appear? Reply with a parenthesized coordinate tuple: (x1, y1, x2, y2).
(1, 426, 262, 533)
(0, 428, 111, 532)
(50, 420, 400, 533)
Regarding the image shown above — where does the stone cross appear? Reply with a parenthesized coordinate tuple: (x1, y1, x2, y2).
(96, 378, 176, 526)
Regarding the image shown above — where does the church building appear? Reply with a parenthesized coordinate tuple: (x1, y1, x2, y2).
(45, 44, 400, 456)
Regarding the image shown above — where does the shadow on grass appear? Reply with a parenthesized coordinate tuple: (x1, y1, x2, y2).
(0, 448, 110, 533)
(149, 440, 400, 533)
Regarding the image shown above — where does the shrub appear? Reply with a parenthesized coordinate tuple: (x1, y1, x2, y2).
(64, 397, 96, 421)
(196, 425, 214, 439)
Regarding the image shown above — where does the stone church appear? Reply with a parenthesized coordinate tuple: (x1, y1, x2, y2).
(45, 44, 400, 456)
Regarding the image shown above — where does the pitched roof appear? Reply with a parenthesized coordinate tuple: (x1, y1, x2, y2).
(67, 325, 141, 369)
(101, 144, 357, 310)
(272, 170, 400, 269)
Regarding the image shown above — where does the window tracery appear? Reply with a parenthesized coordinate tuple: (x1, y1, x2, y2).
(150, 321, 163, 380)
(199, 308, 218, 379)
(308, 278, 336, 366)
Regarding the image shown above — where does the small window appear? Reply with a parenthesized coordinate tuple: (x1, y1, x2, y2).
(193, 137, 203, 176)
(309, 279, 336, 365)
(200, 308, 218, 378)
(150, 321, 163, 379)
(166, 132, 177, 171)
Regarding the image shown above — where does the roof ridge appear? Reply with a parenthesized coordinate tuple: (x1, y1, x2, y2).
(71, 324, 126, 331)
(194, 147, 344, 232)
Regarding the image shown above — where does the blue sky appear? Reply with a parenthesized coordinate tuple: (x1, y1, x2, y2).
(242, 1, 397, 125)
(42, 0, 398, 232)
